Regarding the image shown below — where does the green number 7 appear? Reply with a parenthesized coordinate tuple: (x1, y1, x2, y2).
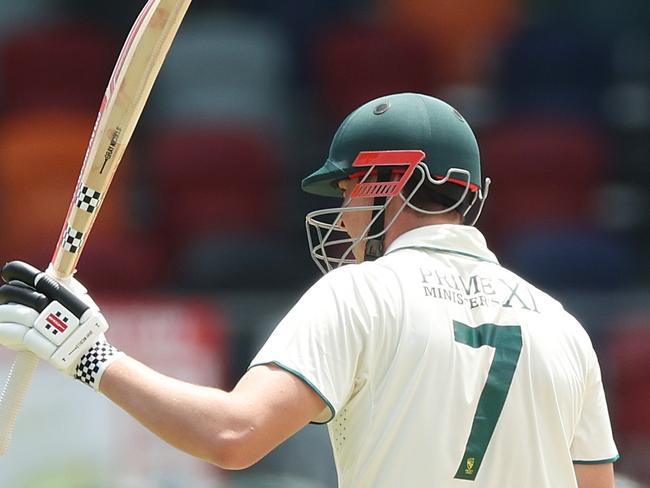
(453, 320, 522, 481)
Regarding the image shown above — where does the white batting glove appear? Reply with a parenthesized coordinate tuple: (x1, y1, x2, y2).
(0, 261, 123, 390)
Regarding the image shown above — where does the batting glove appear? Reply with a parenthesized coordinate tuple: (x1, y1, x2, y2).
(0, 261, 123, 390)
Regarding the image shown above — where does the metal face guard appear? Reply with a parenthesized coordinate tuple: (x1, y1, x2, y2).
(305, 161, 490, 274)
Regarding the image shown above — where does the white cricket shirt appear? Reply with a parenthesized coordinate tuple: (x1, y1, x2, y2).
(250, 225, 618, 487)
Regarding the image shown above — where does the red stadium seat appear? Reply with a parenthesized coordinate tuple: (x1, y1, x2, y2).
(607, 314, 650, 481)
(146, 125, 283, 253)
(0, 22, 116, 111)
(312, 20, 439, 122)
(478, 116, 608, 250)
(75, 233, 169, 293)
(0, 109, 165, 292)
(0, 110, 127, 260)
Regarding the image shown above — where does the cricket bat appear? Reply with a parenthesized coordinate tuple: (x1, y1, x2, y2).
(0, 0, 192, 454)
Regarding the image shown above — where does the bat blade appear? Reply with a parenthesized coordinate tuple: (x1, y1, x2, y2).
(0, 0, 192, 455)
(52, 0, 192, 277)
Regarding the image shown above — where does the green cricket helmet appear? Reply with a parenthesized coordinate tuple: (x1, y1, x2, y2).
(303, 93, 490, 274)
(302, 92, 483, 197)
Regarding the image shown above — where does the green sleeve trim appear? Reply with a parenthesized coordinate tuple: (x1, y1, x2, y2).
(573, 455, 620, 465)
(248, 360, 336, 425)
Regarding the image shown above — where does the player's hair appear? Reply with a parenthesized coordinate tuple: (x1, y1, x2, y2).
(402, 175, 473, 223)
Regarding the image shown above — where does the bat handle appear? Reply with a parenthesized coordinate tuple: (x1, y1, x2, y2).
(0, 262, 80, 456)
(0, 351, 39, 455)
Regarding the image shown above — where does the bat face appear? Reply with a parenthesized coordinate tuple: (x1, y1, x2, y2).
(50, 0, 193, 278)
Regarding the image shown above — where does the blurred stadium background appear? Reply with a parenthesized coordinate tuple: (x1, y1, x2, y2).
(0, 0, 649, 486)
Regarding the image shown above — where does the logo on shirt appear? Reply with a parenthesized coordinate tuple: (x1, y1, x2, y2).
(419, 267, 541, 314)
(464, 457, 475, 475)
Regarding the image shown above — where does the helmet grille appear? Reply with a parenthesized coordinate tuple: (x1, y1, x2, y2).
(351, 180, 402, 198)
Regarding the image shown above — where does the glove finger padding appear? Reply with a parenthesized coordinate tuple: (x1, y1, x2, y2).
(0, 302, 40, 325)
(1, 261, 90, 318)
(0, 303, 40, 351)
(0, 323, 30, 351)
(0, 282, 50, 311)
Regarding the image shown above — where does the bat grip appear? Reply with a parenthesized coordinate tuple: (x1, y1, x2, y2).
(0, 351, 39, 455)
(0, 261, 77, 455)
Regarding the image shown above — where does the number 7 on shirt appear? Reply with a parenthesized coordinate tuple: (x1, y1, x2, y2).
(452, 320, 523, 481)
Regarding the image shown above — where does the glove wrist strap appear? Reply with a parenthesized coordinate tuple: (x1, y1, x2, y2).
(73, 341, 124, 390)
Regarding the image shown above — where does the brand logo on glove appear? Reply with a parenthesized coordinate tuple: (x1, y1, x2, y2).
(45, 311, 69, 335)
(65, 329, 95, 360)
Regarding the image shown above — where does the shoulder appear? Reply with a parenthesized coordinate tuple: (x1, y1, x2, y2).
(499, 266, 596, 353)
(311, 262, 403, 321)
(317, 260, 402, 296)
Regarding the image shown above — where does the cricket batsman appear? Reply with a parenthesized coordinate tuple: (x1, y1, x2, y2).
(0, 93, 618, 487)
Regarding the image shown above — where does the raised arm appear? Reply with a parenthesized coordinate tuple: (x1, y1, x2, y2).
(100, 357, 326, 469)
(0, 262, 326, 470)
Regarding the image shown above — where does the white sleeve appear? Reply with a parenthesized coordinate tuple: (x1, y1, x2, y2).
(249, 267, 373, 424)
(570, 351, 619, 464)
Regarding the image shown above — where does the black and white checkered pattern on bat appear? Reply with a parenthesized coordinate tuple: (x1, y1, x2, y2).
(62, 227, 84, 253)
(74, 341, 120, 389)
(75, 185, 102, 213)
